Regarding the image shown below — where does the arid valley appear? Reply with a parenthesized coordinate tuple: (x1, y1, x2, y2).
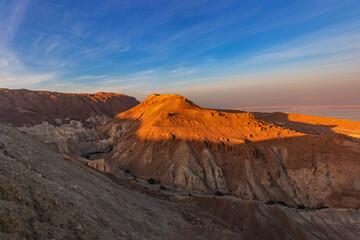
(1, 88, 360, 239)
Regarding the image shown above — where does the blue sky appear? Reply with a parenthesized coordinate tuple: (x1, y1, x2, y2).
(0, 0, 360, 108)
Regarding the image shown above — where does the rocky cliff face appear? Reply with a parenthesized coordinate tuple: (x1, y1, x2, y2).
(99, 94, 360, 209)
(19, 119, 112, 155)
(0, 88, 139, 156)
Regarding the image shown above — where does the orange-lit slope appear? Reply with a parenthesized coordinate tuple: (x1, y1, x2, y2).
(106, 93, 302, 143)
(101, 94, 360, 209)
(254, 111, 360, 139)
(0, 88, 139, 126)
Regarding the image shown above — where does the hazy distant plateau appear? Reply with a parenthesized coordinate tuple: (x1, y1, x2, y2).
(238, 105, 360, 121)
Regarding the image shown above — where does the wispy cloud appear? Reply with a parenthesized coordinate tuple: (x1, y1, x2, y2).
(0, 0, 29, 72)
(245, 23, 360, 66)
(75, 75, 111, 80)
(207, 58, 217, 62)
(0, 0, 29, 43)
(171, 67, 198, 75)
(72, 71, 156, 87)
(0, 72, 57, 87)
(135, 69, 157, 75)
(120, 46, 131, 53)
(79, 42, 128, 59)
(0, 50, 20, 69)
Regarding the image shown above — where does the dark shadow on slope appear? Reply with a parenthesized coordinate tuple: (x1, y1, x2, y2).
(252, 111, 337, 135)
(210, 109, 246, 113)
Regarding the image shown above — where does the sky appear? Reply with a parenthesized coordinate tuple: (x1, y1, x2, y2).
(0, 0, 360, 108)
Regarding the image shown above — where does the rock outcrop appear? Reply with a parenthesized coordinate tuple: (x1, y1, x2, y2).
(0, 88, 139, 156)
(19, 118, 111, 156)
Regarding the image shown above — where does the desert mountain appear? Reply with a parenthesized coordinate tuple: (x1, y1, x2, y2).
(0, 88, 139, 127)
(2, 122, 360, 240)
(99, 94, 360, 209)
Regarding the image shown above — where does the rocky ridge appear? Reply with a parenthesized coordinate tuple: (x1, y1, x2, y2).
(0, 88, 139, 127)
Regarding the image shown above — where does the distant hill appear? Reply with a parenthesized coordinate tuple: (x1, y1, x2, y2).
(0, 88, 139, 127)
